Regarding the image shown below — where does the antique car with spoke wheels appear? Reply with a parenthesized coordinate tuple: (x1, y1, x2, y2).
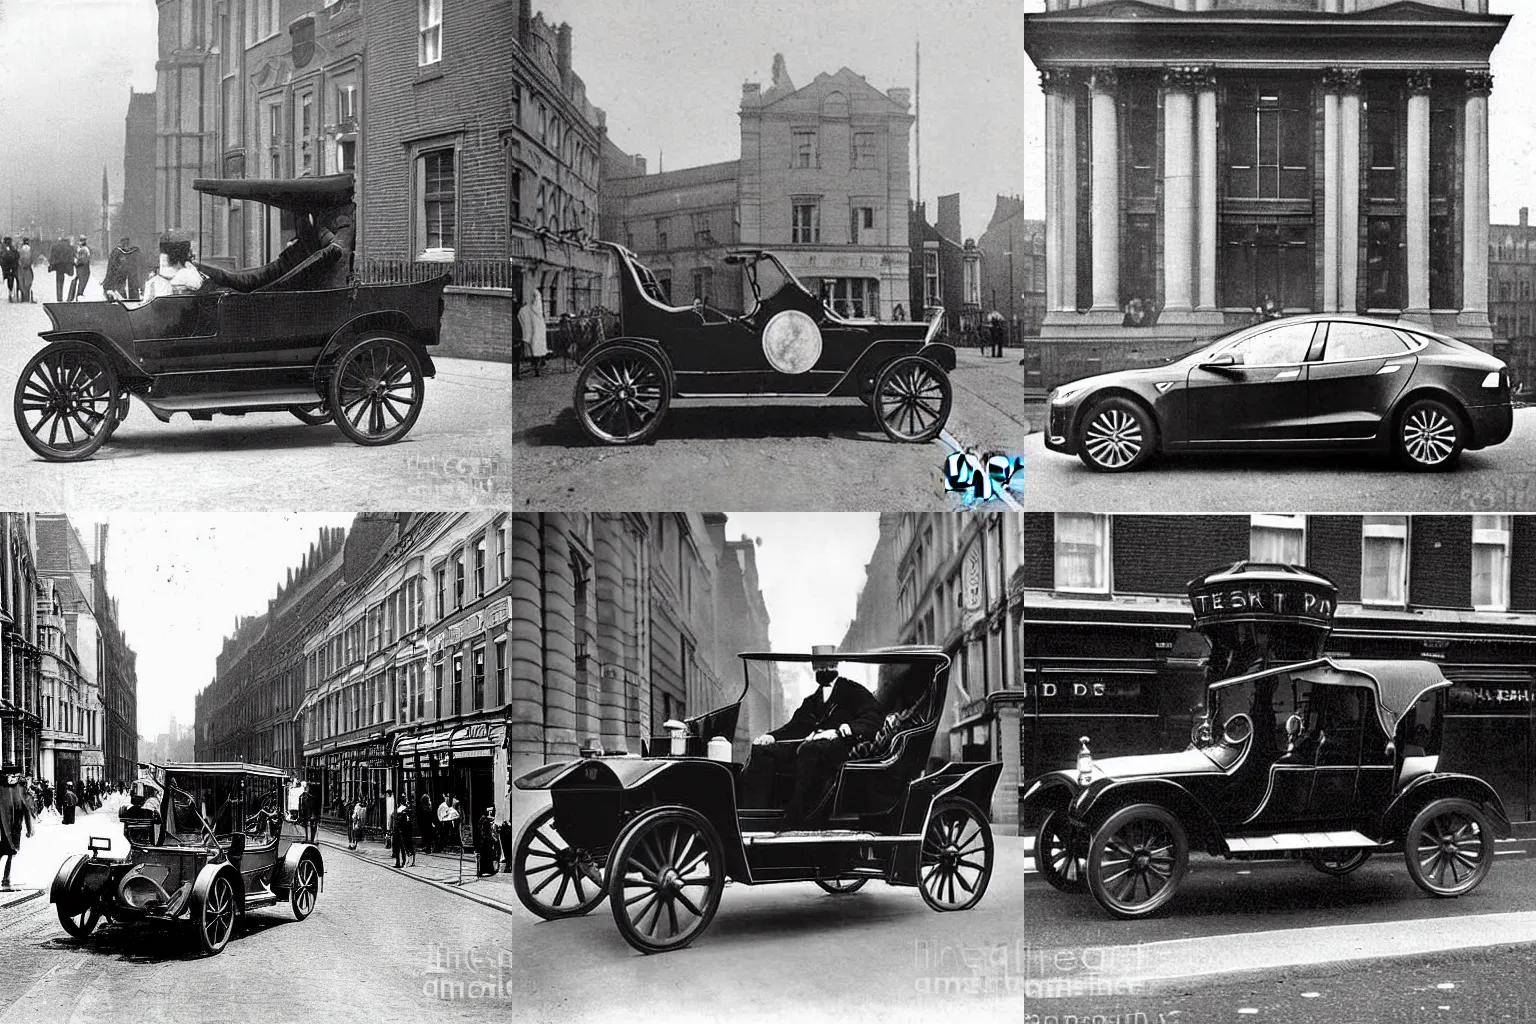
(1043, 314, 1513, 472)
(571, 243, 954, 445)
(514, 646, 1001, 953)
(1024, 562, 1511, 920)
(13, 173, 445, 461)
(49, 762, 324, 955)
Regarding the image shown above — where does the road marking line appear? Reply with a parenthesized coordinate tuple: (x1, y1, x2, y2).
(937, 428, 1022, 511)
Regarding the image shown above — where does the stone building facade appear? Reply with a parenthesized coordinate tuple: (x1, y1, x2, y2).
(0, 515, 41, 777)
(600, 158, 742, 311)
(121, 90, 157, 259)
(976, 195, 1046, 343)
(1489, 208, 1536, 392)
(1024, 0, 1507, 390)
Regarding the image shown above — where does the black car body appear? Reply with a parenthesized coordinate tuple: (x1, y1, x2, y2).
(1045, 314, 1513, 471)
(511, 647, 1001, 954)
(1024, 657, 1511, 919)
(570, 243, 955, 444)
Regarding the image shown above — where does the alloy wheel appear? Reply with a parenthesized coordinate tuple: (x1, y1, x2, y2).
(1083, 408, 1143, 469)
(197, 874, 236, 955)
(1401, 406, 1459, 466)
(290, 859, 319, 920)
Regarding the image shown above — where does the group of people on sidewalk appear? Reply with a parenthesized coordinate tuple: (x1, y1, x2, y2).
(0, 767, 131, 892)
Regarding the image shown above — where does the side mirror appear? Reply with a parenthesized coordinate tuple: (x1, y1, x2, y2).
(1199, 352, 1244, 373)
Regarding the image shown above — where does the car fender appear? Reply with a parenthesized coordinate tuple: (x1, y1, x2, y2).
(1387, 385, 1471, 440)
(1069, 386, 1163, 446)
(50, 853, 89, 911)
(317, 311, 438, 379)
(899, 761, 1004, 835)
(579, 336, 676, 379)
(190, 861, 244, 920)
(1021, 771, 1080, 820)
(1376, 772, 1512, 840)
(273, 844, 325, 895)
(35, 330, 146, 385)
(1074, 778, 1226, 853)
(916, 342, 957, 372)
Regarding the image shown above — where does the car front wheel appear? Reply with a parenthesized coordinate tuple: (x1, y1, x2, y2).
(1404, 797, 1494, 897)
(192, 871, 238, 955)
(1086, 803, 1188, 919)
(289, 857, 320, 921)
(872, 356, 951, 443)
(513, 806, 609, 920)
(1036, 810, 1088, 893)
(608, 808, 724, 953)
(1396, 398, 1465, 470)
(574, 344, 672, 445)
(1076, 398, 1157, 472)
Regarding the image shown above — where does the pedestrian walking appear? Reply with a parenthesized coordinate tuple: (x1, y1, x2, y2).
(48, 237, 74, 302)
(391, 803, 413, 868)
(518, 289, 548, 376)
(0, 237, 17, 301)
(988, 314, 1006, 358)
(103, 236, 139, 301)
(436, 793, 457, 851)
(304, 784, 320, 844)
(0, 764, 36, 892)
(497, 816, 514, 872)
(60, 781, 77, 825)
(39, 779, 53, 812)
(17, 237, 33, 302)
(348, 799, 365, 849)
(474, 805, 497, 877)
(69, 236, 91, 301)
(417, 791, 435, 854)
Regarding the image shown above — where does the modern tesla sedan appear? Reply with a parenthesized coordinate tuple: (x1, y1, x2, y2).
(1044, 315, 1514, 472)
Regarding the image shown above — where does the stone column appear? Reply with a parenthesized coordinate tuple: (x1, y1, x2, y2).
(1161, 67, 1197, 314)
(1339, 73, 1363, 313)
(1059, 79, 1078, 312)
(1041, 69, 1067, 314)
(1196, 77, 1218, 312)
(1322, 89, 1340, 312)
(1404, 70, 1433, 321)
(1458, 70, 1494, 339)
(1088, 67, 1120, 313)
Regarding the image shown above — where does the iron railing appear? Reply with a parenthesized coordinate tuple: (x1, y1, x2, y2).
(356, 257, 515, 290)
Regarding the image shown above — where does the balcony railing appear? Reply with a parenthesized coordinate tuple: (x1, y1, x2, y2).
(357, 257, 515, 291)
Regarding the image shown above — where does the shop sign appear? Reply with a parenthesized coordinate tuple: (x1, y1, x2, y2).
(963, 546, 984, 612)
(428, 598, 511, 655)
(1188, 578, 1335, 628)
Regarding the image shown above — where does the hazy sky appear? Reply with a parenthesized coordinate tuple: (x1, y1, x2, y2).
(1020, 1, 1535, 223)
(723, 512, 880, 699)
(538, 0, 1026, 239)
(0, 0, 158, 233)
(82, 513, 353, 738)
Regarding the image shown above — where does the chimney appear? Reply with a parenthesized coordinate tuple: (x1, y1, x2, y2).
(886, 87, 911, 109)
(1523, 207, 1529, 229)
(937, 193, 962, 243)
(741, 82, 761, 108)
(518, 0, 532, 46)
(556, 22, 572, 88)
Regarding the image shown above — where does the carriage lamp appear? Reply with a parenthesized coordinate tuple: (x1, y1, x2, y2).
(663, 719, 688, 756)
(1076, 736, 1094, 786)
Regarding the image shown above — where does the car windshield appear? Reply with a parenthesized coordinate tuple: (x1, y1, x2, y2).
(1202, 670, 1315, 757)
(163, 773, 244, 841)
(1165, 322, 1260, 364)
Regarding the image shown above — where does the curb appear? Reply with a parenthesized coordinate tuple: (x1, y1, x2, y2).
(313, 837, 522, 918)
(0, 889, 43, 913)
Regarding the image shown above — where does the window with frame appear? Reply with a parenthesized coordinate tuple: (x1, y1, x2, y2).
(819, 277, 879, 318)
(1220, 223, 1313, 312)
(1224, 83, 1312, 200)
(1361, 515, 1408, 605)
(452, 654, 464, 715)
(691, 267, 713, 304)
(655, 218, 669, 250)
(1250, 514, 1306, 564)
(850, 205, 874, 244)
(1054, 513, 1110, 593)
(1124, 80, 1158, 201)
(792, 201, 820, 244)
(472, 647, 485, 710)
(249, 0, 279, 42)
(691, 212, 711, 246)
(1323, 322, 1412, 361)
(416, 147, 456, 253)
(495, 639, 507, 705)
(1228, 321, 1315, 365)
(924, 249, 939, 306)
(453, 551, 466, 608)
(851, 131, 878, 168)
(792, 129, 818, 169)
(474, 538, 487, 598)
(434, 565, 447, 619)
(1472, 515, 1512, 611)
(433, 659, 444, 718)
(418, 0, 442, 65)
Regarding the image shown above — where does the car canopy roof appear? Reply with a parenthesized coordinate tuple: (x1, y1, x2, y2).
(154, 760, 290, 780)
(1291, 658, 1451, 737)
(739, 645, 948, 665)
(191, 173, 353, 211)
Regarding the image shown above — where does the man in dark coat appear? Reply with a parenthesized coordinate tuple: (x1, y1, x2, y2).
(1, 764, 36, 891)
(48, 237, 74, 302)
(392, 802, 415, 868)
(418, 791, 436, 854)
(60, 781, 77, 824)
(474, 805, 497, 876)
(739, 647, 884, 830)
(103, 237, 140, 300)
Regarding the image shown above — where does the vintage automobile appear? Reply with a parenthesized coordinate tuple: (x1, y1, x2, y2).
(1025, 655, 1511, 919)
(49, 762, 324, 955)
(13, 173, 447, 461)
(512, 647, 1001, 954)
(571, 242, 955, 445)
(1043, 314, 1514, 472)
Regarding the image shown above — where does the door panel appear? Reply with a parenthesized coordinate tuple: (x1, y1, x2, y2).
(1185, 321, 1320, 442)
(1308, 322, 1417, 439)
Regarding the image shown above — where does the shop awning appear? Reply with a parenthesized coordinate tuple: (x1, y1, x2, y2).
(394, 724, 500, 756)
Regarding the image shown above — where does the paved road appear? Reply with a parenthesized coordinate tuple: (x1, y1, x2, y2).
(0, 275, 511, 508)
(511, 349, 1026, 510)
(1023, 407, 1536, 513)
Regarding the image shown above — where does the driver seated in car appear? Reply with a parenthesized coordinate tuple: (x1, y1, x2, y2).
(739, 646, 883, 831)
(140, 231, 206, 301)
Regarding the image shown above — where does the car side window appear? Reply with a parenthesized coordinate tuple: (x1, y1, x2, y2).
(1254, 672, 1312, 756)
(1230, 322, 1316, 365)
(1323, 322, 1411, 362)
(1311, 686, 1365, 766)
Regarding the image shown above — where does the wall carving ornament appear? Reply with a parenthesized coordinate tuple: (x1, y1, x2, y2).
(1038, 67, 1078, 94)
(1464, 69, 1494, 97)
(1088, 66, 1118, 94)
(1320, 67, 1363, 94)
(1161, 65, 1215, 92)
(1406, 69, 1435, 94)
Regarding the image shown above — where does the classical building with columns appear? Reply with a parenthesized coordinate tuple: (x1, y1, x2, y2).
(1024, 0, 1508, 389)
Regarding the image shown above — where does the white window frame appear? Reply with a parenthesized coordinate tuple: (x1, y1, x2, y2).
(1053, 513, 1111, 595)
(418, 0, 443, 66)
(413, 140, 459, 259)
(1249, 514, 1307, 565)
(1360, 515, 1409, 607)
(1472, 514, 1512, 612)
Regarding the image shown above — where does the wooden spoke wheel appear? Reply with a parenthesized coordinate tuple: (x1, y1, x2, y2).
(289, 858, 320, 921)
(1086, 803, 1188, 919)
(328, 333, 425, 446)
(57, 903, 101, 939)
(608, 808, 724, 954)
(193, 872, 238, 956)
(873, 356, 951, 443)
(14, 341, 118, 461)
(101, 387, 131, 441)
(919, 797, 994, 912)
(1036, 810, 1089, 893)
(289, 403, 333, 426)
(513, 806, 608, 920)
(574, 344, 672, 445)
(1405, 798, 1494, 897)
(815, 877, 868, 894)
(1309, 848, 1373, 877)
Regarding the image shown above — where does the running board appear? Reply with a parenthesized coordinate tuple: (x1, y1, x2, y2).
(742, 830, 920, 846)
(1225, 831, 1381, 854)
(242, 891, 281, 911)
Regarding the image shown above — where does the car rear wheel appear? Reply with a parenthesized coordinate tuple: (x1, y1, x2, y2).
(608, 808, 724, 954)
(575, 344, 672, 446)
(1086, 803, 1188, 919)
(919, 797, 994, 912)
(289, 403, 333, 426)
(815, 877, 868, 894)
(1309, 849, 1372, 877)
(513, 806, 608, 920)
(1405, 797, 1494, 897)
(13, 341, 118, 461)
(192, 872, 238, 956)
(1396, 398, 1465, 471)
(57, 903, 101, 939)
(1076, 398, 1157, 472)
(102, 387, 130, 441)
(873, 356, 951, 443)
(1036, 810, 1088, 893)
(289, 858, 319, 921)
(328, 333, 425, 446)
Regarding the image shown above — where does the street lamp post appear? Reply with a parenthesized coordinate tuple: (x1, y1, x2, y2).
(1004, 249, 1015, 350)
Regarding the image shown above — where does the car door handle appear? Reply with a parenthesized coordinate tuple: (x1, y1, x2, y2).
(1271, 368, 1301, 382)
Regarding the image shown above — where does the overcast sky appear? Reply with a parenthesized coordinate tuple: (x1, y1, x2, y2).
(539, 0, 1025, 239)
(1020, 1, 1535, 224)
(723, 512, 880, 699)
(84, 513, 352, 738)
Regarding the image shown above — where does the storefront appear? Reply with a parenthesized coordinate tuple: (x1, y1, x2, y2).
(395, 721, 505, 827)
(308, 736, 393, 825)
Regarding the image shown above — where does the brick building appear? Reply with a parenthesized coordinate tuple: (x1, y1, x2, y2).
(0, 515, 42, 777)
(1489, 208, 1536, 392)
(909, 195, 982, 339)
(839, 512, 1026, 832)
(1025, 513, 1536, 822)
(976, 195, 1046, 345)
(1024, 0, 1507, 391)
(600, 157, 742, 310)
(508, 513, 775, 827)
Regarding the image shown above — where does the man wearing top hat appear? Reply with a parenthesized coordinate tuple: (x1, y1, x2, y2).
(0, 764, 36, 892)
(739, 646, 883, 830)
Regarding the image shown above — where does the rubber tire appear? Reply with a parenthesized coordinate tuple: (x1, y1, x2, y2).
(607, 807, 724, 954)
(573, 343, 673, 446)
(512, 806, 608, 920)
(289, 856, 320, 921)
(289, 403, 333, 426)
(1309, 849, 1372, 877)
(57, 903, 102, 939)
(1395, 397, 1466, 471)
(815, 877, 868, 894)
(101, 388, 130, 441)
(1086, 803, 1189, 920)
(327, 332, 425, 446)
(872, 356, 952, 443)
(1076, 396, 1158, 473)
(191, 870, 238, 956)
(13, 340, 118, 462)
(1404, 797, 1495, 898)
(918, 797, 994, 912)
(1036, 810, 1089, 894)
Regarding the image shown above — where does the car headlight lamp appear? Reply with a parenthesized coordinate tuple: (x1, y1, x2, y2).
(1482, 370, 1506, 389)
(1052, 383, 1089, 406)
(1076, 735, 1094, 787)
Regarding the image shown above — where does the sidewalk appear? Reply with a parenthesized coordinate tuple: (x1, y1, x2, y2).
(0, 799, 129, 914)
(311, 823, 522, 913)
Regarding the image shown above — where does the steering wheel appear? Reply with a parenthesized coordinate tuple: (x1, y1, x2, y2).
(1221, 712, 1254, 746)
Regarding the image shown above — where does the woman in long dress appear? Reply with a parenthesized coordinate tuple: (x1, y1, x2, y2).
(518, 289, 548, 376)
